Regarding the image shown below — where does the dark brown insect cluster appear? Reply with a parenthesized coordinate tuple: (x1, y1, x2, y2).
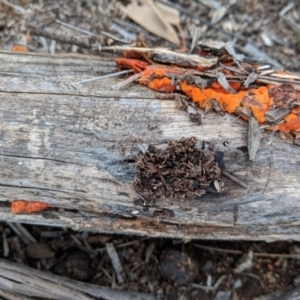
(134, 137, 224, 204)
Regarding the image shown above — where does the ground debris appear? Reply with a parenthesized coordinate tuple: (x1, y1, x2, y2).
(160, 249, 199, 284)
(134, 137, 223, 204)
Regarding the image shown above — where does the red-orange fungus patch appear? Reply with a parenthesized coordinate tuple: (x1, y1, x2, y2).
(115, 57, 300, 135)
(11, 200, 49, 214)
(11, 45, 29, 52)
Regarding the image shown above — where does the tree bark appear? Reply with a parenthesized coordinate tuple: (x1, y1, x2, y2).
(0, 50, 299, 241)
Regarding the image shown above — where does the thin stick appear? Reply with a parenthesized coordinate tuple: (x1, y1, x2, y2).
(105, 243, 125, 285)
(222, 171, 248, 189)
(193, 244, 300, 259)
(193, 244, 243, 255)
(74, 69, 133, 85)
(220, 64, 300, 85)
(257, 74, 300, 85)
(100, 31, 130, 44)
(242, 272, 266, 290)
(30, 25, 103, 50)
(96, 237, 150, 253)
(55, 20, 101, 37)
(2, 0, 26, 14)
(55, 21, 130, 45)
(100, 46, 218, 68)
(110, 71, 144, 90)
(191, 284, 215, 291)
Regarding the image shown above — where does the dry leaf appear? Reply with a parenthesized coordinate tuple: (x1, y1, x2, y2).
(248, 115, 261, 161)
(211, 6, 228, 24)
(119, 0, 180, 46)
(189, 24, 201, 52)
(216, 71, 237, 94)
(244, 71, 258, 88)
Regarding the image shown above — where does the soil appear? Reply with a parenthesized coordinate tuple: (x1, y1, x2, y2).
(0, 1, 300, 299)
(1, 222, 300, 299)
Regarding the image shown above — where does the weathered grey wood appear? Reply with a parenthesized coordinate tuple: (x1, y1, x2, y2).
(0, 258, 154, 300)
(0, 50, 299, 241)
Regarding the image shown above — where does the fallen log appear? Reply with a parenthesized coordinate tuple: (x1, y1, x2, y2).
(0, 258, 154, 300)
(0, 50, 299, 241)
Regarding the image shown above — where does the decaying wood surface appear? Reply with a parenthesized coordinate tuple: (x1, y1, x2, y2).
(0, 50, 300, 241)
(0, 258, 154, 300)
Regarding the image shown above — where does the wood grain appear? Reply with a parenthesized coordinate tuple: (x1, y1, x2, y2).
(0, 51, 299, 241)
(0, 258, 154, 300)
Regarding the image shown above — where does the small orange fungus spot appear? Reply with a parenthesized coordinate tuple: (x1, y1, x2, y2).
(11, 45, 29, 52)
(277, 114, 300, 132)
(11, 200, 49, 214)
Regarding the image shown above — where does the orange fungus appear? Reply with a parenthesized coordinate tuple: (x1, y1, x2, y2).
(11, 200, 49, 214)
(115, 57, 300, 135)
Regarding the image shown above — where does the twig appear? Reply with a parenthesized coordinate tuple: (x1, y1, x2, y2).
(106, 243, 125, 285)
(115, 237, 151, 249)
(222, 171, 248, 189)
(101, 267, 113, 282)
(192, 244, 300, 259)
(96, 237, 150, 253)
(145, 242, 156, 264)
(214, 274, 227, 289)
(29, 25, 104, 50)
(2, 0, 26, 14)
(100, 46, 218, 68)
(193, 243, 243, 255)
(55, 20, 101, 37)
(49, 39, 56, 54)
(220, 63, 300, 86)
(240, 43, 284, 69)
(112, 18, 156, 42)
(111, 71, 144, 90)
(7, 222, 37, 244)
(242, 272, 266, 290)
(2, 228, 10, 257)
(191, 284, 215, 291)
(40, 230, 65, 238)
(74, 70, 133, 85)
(100, 31, 130, 44)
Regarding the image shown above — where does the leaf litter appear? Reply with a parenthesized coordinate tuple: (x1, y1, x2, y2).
(134, 137, 224, 204)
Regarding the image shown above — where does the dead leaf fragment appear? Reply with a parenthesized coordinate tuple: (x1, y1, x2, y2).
(244, 71, 258, 88)
(216, 71, 237, 94)
(211, 6, 228, 24)
(248, 114, 261, 161)
(118, 0, 180, 46)
(189, 24, 201, 52)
